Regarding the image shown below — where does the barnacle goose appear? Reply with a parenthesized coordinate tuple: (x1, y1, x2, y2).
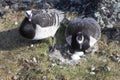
(65, 17, 101, 60)
(19, 9, 65, 52)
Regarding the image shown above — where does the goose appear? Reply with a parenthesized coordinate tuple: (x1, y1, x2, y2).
(65, 17, 101, 60)
(19, 9, 65, 52)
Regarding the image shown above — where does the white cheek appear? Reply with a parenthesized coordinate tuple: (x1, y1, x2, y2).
(89, 36, 97, 47)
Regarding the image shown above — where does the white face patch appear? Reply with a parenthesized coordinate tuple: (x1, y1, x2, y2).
(89, 36, 97, 47)
(25, 10, 32, 19)
(76, 35, 84, 44)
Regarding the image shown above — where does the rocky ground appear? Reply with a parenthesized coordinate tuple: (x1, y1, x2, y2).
(0, 0, 120, 80)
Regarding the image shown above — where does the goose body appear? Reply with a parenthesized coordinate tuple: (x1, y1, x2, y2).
(65, 17, 101, 53)
(19, 9, 65, 40)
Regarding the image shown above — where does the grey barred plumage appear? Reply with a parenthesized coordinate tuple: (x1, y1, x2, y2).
(25, 9, 64, 28)
(19, 9, 65, 52)
(31, 11, 57, 27)
(20, 9, 65, 40)
(65, 17, 101, 40)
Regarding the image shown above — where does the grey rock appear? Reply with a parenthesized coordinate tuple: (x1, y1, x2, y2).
(98, 51, 106, 56)
(109, 54, 120, 63)
(11, 3, 19, 10)
(51, 63, 57, 67)
(4, 0, 17, 6)
(36, 0, 53, 9)
(106, 24, 113, 28)
(0, 9, 5, 18)
(18, 3, 28, 10)
(22, 0, 33, 3)
(117, 12, 120, 19)
(90, 72, 96, 75)
(12, 75, 19, 80)
(94, 0, 120, 28)
(32, 57, 37, 63)
(104, 66, 111, 71)
(90, 66, 96, 71)
(114, 3, 120, 12)
(42, 76, 47, 80)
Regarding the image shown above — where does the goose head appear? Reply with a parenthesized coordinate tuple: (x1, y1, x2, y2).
(71, 32, 90, 53)
(25, 10, 32, 21)
(76, 32, 84, 49)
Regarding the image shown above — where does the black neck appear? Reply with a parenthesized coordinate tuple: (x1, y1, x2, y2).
(71, 32, 90, 52)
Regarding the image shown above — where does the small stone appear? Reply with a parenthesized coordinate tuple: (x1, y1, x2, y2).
(42, 76, 47, 80)
(8, 71, 12, 74)
(4, 6, 9, 10)
(33, 57, 37, 63)
(118, 59, 120, 63)
(11, 3, 19, 10)
(22, 0, 32, 3)
(90, 72, 95, 75)
(117, 12, 120, 19)
(90, 66, 96, 71)
(59, 57, 65, 62)
(0, 9, 5, 17)
(18, 3, 28, 10)
(110, 53, 120, 63)
(103, 59, 107, 62)
(94, 12, 100, 17)
(60, 66, 63, 69)
(100, 19, 104, 24)
(15, 21, 18, 25)
(106, 24, 113, 28)
(30, 44, 34, 47)
(101, 7, 106, 10)
(104, 66, 111, 71)
(12, 76, 19, 80)
(107, 67, 111, 71)
(24, 59, 29, 63)
(71, 54, 81, 60)
(51, 63, 56, 67)
(98, 51, 106, 56)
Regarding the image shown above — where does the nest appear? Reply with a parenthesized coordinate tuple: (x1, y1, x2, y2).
(49, 43, 98, 65)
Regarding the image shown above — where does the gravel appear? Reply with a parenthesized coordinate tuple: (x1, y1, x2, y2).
(0, 0, 119, 28)
(109, 53, 120, 63)
(0, 9, 5, 18)
(102, 27, 120, 42)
